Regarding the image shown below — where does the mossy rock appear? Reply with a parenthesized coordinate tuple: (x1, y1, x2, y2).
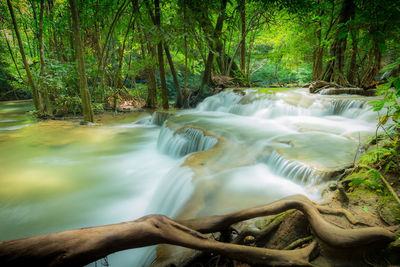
(379, 201, 400, 225)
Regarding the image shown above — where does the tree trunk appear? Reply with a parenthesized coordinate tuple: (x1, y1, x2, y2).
(114, 14, 134, 90)
(312, 48, 324, 81)
(6, 0, 42, 111)
(68, 10, 75, 61)
(360, 28, 382, 87)
(246, 31, 256, 80)
(240, 0, 246, 74)
(38, 0, 53, 116)
(15, 7, 35, 59)
(69, 0, 94, 122)
(200, 0, 228, 93)
(155, 0, 169, 110)
(312, 19, 324, 81)
(347, 29, 359, 85)
(93, 0, 129, 96)
(3, 32, 23, 81)
(139, 25, 157, 109)
(164, 44, 183, 108)
(183, 0, 189, 108)
(321, 0, 355, 86)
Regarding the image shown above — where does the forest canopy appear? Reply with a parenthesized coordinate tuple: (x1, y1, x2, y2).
(1, 0, 400, 120)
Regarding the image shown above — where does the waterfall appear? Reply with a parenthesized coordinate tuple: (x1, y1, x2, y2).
(151, 111, 171, 126)
(195, 91, 372, 120)
(196, 91, 243, 112)
(263, 151, 323, 186)
(324, 99, 365, 116)
(146, 166, 195, 217)
(157, 124, 218, 158)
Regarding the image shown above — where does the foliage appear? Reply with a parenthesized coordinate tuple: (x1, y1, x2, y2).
(348, 169, 384, 194)
(1, 0, 400, 113)
(370, 78, 400, 128)
(53, 96, 81, 117)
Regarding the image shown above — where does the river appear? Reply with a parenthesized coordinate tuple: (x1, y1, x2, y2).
(0, 88, 380, 266)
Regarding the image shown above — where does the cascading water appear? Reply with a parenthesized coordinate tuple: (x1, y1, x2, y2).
(325, 99, 365, 117)
(157, 123, 218, 158)
(0, 89, 381, 266)
(262, 150, 322, 185)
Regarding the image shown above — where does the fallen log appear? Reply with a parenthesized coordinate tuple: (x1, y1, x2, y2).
(0, 195, 396, 267)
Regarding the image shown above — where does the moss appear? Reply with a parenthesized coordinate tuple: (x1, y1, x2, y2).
(345, 174, 400, 225)
(347, 187, 380, 199)
(227, 87, 297, 94)
(379, 200, 400, 225)
(344, 168, 385, 195)
(256, 87, 297, 94)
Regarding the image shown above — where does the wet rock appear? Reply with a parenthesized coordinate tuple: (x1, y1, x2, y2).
(309, 80, 341, 94)
(262, 211, 310, 249)
(237, 93, 259, 104)
(151, 111, 173, 126)
(79, 121, 95, 126)
(328, 182, 338, 191)
(379, 202, 400, 225)
(319, 88, 377, 96)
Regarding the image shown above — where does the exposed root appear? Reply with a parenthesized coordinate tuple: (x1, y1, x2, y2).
(284, 236, 313, 250)
(232, 210, 295, 245)
(315, 205, 371, 226)
(179, 194, 395, 248)
(0, 195, 396, 267)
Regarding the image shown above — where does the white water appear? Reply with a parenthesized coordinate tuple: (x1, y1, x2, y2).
(157, 125, 218, 157)
(0, 90, 381, 266)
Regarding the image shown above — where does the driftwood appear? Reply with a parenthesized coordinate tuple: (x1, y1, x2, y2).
(0, 195, 396, 267)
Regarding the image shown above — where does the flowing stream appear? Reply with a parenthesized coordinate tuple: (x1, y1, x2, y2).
(0, 89, 380, 266)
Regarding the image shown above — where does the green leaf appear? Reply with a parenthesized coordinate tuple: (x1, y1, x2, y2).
(352, 178, 366, 185)
(373, 170, 381, 181)
(385, 161, 394, 173)
(393, 77, 400, 90)
(363, 206, 368, 212)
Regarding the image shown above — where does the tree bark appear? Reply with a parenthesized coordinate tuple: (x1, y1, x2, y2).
(164, 44, 183, 108)
(360, 28, 382, 87)
(155, 0, 169, 109)
(93, 0, 129, 96)
(139, 24, 158, 109)
(200, 0, 228, 93)
(321, 0, 355, 86)
(183, 0, 189, 108)
(69, 0, 94, 122)
(38, 0, 53, 116)
(3, 32, 23, 81)
(312, 17, 324, 81)
(347, 29, 359, 85)
(240, 0, 246, 74)
(6, 0, 42, 111)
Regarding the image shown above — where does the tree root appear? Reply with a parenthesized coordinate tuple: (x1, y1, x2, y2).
(315, 205, 371, 226)
(232, 210, 296, 245)
(0, 195, 396, 267)
(284, 236, 313, 250)
(179, 194, 395, 247)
